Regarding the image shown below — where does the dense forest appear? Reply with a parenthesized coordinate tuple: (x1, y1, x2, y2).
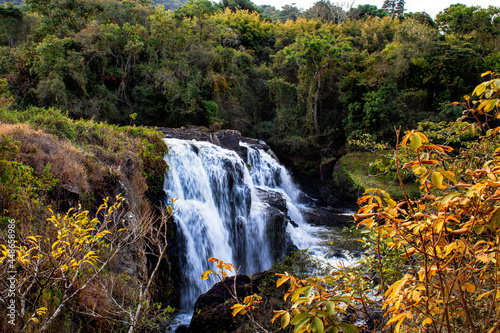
(2, 0, 500, 332)
(1, 0, 499, 165)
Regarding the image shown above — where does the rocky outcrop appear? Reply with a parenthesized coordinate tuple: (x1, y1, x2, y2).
(159, 126, 270, 163)
(302, 206, 353, 228)
(255, 188, 297, 260)
(188, 272, 272, 333)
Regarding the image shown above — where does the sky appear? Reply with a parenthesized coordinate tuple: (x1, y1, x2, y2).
(251, 0, 499, 19)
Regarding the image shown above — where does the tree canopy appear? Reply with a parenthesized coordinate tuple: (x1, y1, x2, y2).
(0, 0, 499, 163)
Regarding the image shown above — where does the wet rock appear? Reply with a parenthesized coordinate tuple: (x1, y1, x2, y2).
(255, 188, 295, 260)
(189, 272, 272, 333)
(175, 326, 189, 333)
(294, 168, 358, 211)
(320, 158, 337, 182)
(158, 126, 270, 163)
(302, 206, 353, 227)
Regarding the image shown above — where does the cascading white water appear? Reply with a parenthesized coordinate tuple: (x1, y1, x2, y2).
(164, 139, 273, 308)
(163, 138, 324, 309)
(243, 143, 323, 258)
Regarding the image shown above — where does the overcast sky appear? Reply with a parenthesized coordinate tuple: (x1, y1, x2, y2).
(251, 0, 498, 19)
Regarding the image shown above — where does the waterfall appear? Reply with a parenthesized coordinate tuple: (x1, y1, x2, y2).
(163, 138, 318, 308)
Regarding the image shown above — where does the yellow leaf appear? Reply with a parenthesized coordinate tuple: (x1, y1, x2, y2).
(422, 318, 432, 325)
(439, 169, 457, 184)
(420, 170, 432, 186)
(276, 274, 291, 287)
(475, 253, 489, 263)
(27, 236, 38, 244)
(31, 317, 39, 323)
(385, 313, 406, 328)
(463, 283, 476, 293)
(489, 207, 500, 227)
(476, 290, 494, 301)
(231, 304, 246, 317)
(431, 171, 444, 189)
(484, 99, 499, 112)
(409, 133, 422, 151)
(412, 165, 427, 175)
(201, 270, 214, 281)
(36, 307, 47, 315)
(271, 310, 286, 323)
(281, 312, 290, 329)
(385, 276, 409, 299)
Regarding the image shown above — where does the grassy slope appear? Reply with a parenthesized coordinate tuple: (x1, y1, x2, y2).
(333, 151, 420, 201)
(0, 106, 170, 331)
(0, 106, 167, 218)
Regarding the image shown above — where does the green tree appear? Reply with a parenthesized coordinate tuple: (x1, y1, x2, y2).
(220, 0, 259, 13)
(348, 4, 387, 20)
(174, 0, 221, 18)
(0, 3, 24, 47)
(382, 0, 395, 15)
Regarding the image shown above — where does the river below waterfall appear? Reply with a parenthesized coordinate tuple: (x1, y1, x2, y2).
(163, 137, 359, 331)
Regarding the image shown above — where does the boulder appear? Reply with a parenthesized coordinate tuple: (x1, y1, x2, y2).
(255, 188, 296, 260)
(189, 272, 271, 333)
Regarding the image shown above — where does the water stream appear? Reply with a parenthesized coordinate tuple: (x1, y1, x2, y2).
(163, 138, 356, 324)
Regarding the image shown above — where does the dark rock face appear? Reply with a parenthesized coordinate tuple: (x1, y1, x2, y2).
(159, 126, 270, 163)
(188, 272, 270, 333)
(302, 206, 352, 227)
(294, 165, 358, 212)
(332, 161, 357, 199)
(255, 188, 297, 260)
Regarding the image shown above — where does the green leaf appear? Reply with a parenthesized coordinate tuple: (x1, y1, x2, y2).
(474, 225, 485, 234)
(337, 323, 359, 333)
(326, 301, 336, 315)
(312, 317, 324, 333)
(291, 313, 313, 325)
(295, 317, 311, 332)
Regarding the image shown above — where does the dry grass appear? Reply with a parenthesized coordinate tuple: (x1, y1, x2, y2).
(1, 123, 90, 194)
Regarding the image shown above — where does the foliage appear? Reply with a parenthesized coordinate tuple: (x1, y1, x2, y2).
(202, 257, 268, 332)
(197, 71, 500, 333)
(0, 1, 498, 166)
(271, 273, 359, 333)
(353, 72, 500, 332)
(0, 106, 168, 207)
(0, 195, 175, 333)
(0, 196, 127, 331)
